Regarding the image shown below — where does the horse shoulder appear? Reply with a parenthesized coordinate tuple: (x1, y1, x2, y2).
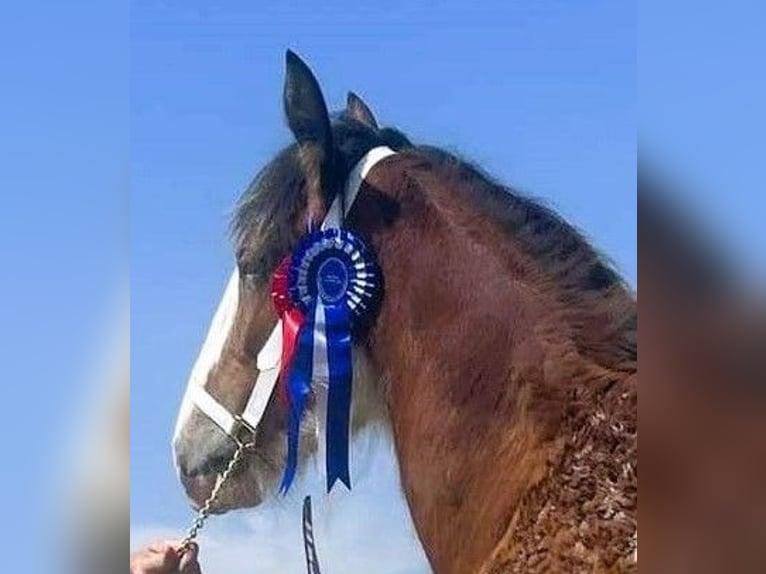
(479, 372, 638, 573)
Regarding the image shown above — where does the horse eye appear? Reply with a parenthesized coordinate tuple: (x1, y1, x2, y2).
(239, 269, 259, 290)
(236, 249, 254, 275)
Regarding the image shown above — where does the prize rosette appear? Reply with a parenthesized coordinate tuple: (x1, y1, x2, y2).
(273, 228, 381, 493)
(270, 257, 304, 407)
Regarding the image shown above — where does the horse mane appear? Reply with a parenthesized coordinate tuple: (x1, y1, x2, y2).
(232, 118, 636, 371)
(638, 168, 733, 298)
(411, 145, 637, 372)
(231, 116, 412, 285)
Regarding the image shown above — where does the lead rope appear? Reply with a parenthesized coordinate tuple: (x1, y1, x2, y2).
(178, 445, 324, 574)
(302, 496, 322, 574)
(178, 441, 250, 554)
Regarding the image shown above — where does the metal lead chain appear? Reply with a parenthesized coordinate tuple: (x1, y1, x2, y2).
(179, 441, 248, 553)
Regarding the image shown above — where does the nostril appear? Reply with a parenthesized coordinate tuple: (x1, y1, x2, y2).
(195, 450, 235, 478)
(175, 439, 238, 479)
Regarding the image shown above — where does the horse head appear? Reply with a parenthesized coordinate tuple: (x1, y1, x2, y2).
(172, 51, 408, 512)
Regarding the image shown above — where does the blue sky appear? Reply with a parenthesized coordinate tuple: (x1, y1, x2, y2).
(0, 0, 126, 572)
(4, 0, 766, 571)
(131, 1, 634, 570)
(640, 3, 766, 281)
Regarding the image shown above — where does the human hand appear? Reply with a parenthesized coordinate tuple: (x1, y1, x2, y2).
(129, 541, 202, 574)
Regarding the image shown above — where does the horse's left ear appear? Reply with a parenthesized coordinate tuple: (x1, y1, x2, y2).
(284, 50, 332, 149)
(283, 50, 335, 225)
(346, 92, 378, 130)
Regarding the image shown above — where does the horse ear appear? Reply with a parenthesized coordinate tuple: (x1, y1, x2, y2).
(284, 50, 335, 225)
(346, 91, 378, 130)
(284, 50, 332, 151)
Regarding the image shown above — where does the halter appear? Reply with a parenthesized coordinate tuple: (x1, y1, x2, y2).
(188, 146, 397, 447)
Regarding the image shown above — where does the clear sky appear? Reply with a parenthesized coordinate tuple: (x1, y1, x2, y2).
(640, 3, 766, 282)
(5, 0, 766, 572)
(130, 1, 634, 571)
(0, 0, 126, 572)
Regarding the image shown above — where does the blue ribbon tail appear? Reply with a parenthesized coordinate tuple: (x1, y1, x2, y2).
(324, 302, 353, 491)
(280, 303, 316, 494)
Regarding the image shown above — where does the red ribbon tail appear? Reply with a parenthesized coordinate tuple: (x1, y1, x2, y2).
(279, 308, 304, 406)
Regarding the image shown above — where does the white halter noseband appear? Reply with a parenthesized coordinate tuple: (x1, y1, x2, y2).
(188, 146, 397, 445)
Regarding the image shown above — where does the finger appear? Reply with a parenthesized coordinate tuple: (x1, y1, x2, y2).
(178, 543, 202, 574)
(147, 541, 173, 553)
(130, 543, 179, 573)
(148, 541, 180, 560)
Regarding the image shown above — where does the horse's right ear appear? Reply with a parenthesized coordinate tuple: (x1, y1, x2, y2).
(346, 92, 379, 130)
(283, 50, 332, 152)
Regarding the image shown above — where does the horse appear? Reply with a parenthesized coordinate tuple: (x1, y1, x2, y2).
(172, 50, 637, 573)
(638, 176, 766, 573)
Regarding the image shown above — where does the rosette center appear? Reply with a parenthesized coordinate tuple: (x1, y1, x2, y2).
(317, 256, 349, 304)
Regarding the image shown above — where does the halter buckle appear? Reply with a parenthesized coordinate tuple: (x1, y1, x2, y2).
(231, 415, 257, 448)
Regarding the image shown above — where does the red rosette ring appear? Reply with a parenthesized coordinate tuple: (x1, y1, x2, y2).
(270, 256, 305, 405)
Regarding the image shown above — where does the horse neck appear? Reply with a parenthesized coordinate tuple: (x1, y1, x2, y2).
(354, 155, 636, 573)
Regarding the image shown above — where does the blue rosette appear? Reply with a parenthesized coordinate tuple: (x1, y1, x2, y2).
(279, 228, 380, 493)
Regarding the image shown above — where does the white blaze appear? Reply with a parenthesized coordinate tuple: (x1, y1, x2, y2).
(171, 147, 398, 477)
(173, 268, 240, 445)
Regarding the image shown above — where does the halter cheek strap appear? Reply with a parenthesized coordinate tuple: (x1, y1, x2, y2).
(188, 325, 282, 440)
(189, 146, 397, 445)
